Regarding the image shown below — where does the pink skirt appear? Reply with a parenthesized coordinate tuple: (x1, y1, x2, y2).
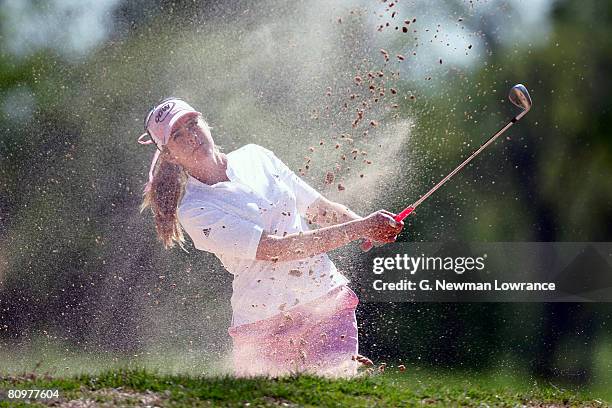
(228, 285, 360, 377)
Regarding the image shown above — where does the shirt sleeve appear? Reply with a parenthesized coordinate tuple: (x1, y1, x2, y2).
(178, 205, 264, 260)
(260, 146, 323, 216)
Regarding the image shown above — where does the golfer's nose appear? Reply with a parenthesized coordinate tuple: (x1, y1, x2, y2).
(188, 133, 203, 148)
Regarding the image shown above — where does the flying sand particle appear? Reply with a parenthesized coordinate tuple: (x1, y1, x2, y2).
(354, 354, 374, 366)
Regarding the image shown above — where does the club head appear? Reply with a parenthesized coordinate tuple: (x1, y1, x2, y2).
(509, 84, 532, 112)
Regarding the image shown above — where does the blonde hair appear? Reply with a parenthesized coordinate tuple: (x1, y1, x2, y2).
(140, 147, 189, 251)
(140, 117, 222, 251)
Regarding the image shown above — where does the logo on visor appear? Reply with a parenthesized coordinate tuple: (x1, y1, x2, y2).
(202, 228, 211, 237)
(155, 102, 175, 123)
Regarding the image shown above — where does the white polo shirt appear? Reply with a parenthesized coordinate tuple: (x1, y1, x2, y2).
(177, 144, 349, 326)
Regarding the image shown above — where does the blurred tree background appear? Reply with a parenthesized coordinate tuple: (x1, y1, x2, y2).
(0, 0, 610, 397)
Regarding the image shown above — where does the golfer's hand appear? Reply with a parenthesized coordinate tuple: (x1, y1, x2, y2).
(361, 210, 404, 244)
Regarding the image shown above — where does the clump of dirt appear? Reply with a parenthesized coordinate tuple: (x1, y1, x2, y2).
(300, 5, 421, 199)
(352, 354, 373, 366)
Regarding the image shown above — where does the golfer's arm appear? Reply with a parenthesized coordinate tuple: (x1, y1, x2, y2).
(255, 219, 365, 262)
(305, 197, 362, 227)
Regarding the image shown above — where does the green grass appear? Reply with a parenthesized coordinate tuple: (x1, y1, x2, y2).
(0, 367, 608, 407)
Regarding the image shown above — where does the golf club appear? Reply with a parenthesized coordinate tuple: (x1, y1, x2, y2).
(362, 83, 532, 251)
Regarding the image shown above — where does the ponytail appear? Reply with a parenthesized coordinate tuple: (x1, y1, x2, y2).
(140, 149, 188, 251)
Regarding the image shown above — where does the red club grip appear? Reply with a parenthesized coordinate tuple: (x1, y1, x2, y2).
(395, 207, 415, 222)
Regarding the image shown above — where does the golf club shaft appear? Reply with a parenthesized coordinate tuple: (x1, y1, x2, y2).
(395, 112, 526, 222)
(362, 110, 528, 251)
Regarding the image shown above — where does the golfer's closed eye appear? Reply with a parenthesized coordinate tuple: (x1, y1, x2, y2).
(173, 129, 184, 139)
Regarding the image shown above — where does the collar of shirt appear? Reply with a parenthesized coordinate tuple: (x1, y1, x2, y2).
(185, 148, 237, 190)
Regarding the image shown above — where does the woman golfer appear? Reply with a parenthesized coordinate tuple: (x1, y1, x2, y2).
(138, 98, 403, 377)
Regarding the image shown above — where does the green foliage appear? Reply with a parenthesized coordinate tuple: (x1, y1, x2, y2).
(0, 367, 607, 407)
